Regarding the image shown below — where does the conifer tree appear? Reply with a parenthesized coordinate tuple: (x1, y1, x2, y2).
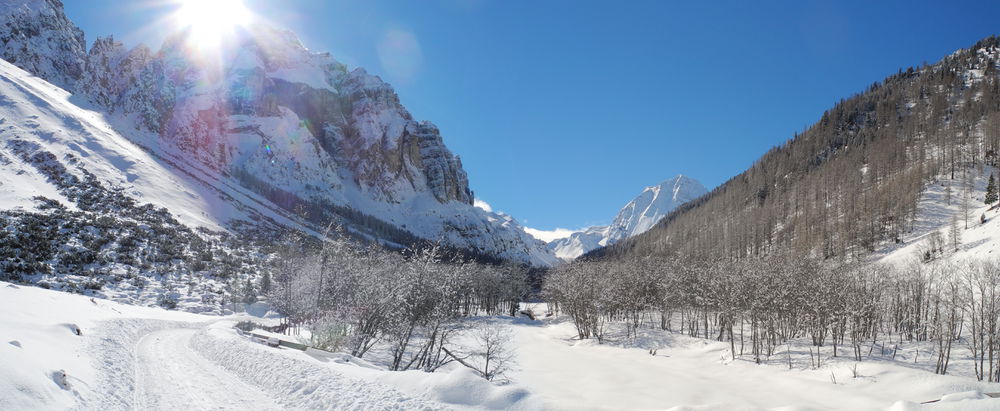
(986, 174, 998, 205)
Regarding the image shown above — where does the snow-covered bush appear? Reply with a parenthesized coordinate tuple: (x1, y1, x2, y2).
(268, 230, 529, 371)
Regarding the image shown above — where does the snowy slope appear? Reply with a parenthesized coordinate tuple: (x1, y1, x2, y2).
(876, 168, 1000, 266)
(546, 226, 609, 261)
(0, 57, 304, 231)
(606, 174, 706, 243)
(547, 175, 706, 260)
(0, 281, 542, 410)
(0, 0, 557, 266)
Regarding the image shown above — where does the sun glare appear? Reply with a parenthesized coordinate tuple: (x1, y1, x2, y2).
(174, 0, 252, 48)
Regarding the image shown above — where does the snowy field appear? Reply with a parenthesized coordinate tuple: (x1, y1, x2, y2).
(5, 171, 1000, 411)
(0, 282, 539, 411)
(511, 304, 1000, 410)
(3, 280, 1000, 410)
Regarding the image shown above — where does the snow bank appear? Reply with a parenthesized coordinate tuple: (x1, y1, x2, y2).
(192, 322, 542, 410)
(886, 390, 1000, 410)
(0, 337, 77, 410)
(1, 282, 543, 410)
(0, 282, 205, 410)
(84, 318, 201, 409)
(192, 323, 449, 410)
(376, 367, 540, 410)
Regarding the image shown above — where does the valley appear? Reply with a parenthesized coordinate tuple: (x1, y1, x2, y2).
(3, 1, 1000, 410)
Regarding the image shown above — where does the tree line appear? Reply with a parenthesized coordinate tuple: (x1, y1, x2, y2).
(546, 256, 1000, 381)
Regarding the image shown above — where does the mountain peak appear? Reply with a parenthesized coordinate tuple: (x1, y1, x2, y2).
(0, 0, 556, 266)
(0, 0, 52, 14)
(608, 175, 706, 243)
(546, 175, 707, 261)
(0, 0, 85, 89)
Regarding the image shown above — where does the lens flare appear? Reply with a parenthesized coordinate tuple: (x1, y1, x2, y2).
(173, 0, 252, 49)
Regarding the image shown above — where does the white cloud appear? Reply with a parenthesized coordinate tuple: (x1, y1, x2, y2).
(523, 227, 577, 243)
(473, 198, 493, 213)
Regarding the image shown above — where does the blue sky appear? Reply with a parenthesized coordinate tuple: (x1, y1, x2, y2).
(65, 0, 1000, 234)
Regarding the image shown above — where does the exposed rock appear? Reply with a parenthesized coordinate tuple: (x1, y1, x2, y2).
(0, 1, 555, 266)
(0, 0, 85, 89)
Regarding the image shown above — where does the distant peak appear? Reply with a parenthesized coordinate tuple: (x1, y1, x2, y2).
(645, 174, 702, 192)
(0, 0, 52, 14)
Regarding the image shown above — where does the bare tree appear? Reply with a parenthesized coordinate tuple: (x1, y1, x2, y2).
(468, 323, 515, 381)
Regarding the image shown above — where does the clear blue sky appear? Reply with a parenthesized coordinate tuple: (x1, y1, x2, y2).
(65, 0, 1000, 231)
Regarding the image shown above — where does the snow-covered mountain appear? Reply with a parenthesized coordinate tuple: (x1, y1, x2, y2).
(0, 0, 557, 266)
(0, 0, 84, 90)
(605, 175, 707, 243)
(545, 226, 610, 261)
(547, 175, 706, 260)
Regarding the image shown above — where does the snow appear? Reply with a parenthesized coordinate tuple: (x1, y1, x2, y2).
(0, 282, 541, 410)
(514, 167, 1000, 409)
(0, 57, 258, 231)
(606, 174, 707, 242)
(0, 0, 47, 13)
(548, 175, 707, 260)
(0, 0, 559, 268)
(546, 225, 609, 261)
(876, 168, 998, 266)
(505, 305, 1000, 410)
(135, 328, 282, 410)
(5, 279, 1000, 411)
(0, 45, 556, 267)
(0, 283, 206, 410)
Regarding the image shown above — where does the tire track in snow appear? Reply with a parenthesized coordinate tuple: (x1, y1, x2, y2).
(135, 329, 281, 410)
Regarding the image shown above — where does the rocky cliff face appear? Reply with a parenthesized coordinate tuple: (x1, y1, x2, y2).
(0, 0, 85, 90)
(78, 27, 474, 206)
(547, 175, 707, 260)
(0, 1, 555, 266)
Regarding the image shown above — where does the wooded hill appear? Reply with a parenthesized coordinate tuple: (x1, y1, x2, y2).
(591, 36, 1000, 262)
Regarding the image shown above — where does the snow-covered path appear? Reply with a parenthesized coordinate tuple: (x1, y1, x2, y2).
(135, 328, 281, 411)
(1, 282, 546, 410)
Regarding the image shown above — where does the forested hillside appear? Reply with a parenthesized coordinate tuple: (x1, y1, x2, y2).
(594, 36, 1000, 261)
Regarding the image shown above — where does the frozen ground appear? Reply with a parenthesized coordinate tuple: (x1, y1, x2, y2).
(135, 328, 282, 410)
(509, 305, 1000, 410)
(0, 282, 539, 411)
(498, 168, 1000, 410)
(5, 280, 1000, 410)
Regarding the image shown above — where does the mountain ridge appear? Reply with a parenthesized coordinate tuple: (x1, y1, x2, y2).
(591, 35, 1000, 262)
(0, 0, 558, 266)
(547, 175, 706, 260)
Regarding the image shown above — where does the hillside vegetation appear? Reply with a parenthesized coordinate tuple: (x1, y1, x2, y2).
(595, 36, 1000, 261)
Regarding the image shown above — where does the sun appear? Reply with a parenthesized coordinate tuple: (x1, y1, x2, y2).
(173, 0, 252, 48)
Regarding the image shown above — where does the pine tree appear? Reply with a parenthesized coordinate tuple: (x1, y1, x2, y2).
(986, 173, 998, 205)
